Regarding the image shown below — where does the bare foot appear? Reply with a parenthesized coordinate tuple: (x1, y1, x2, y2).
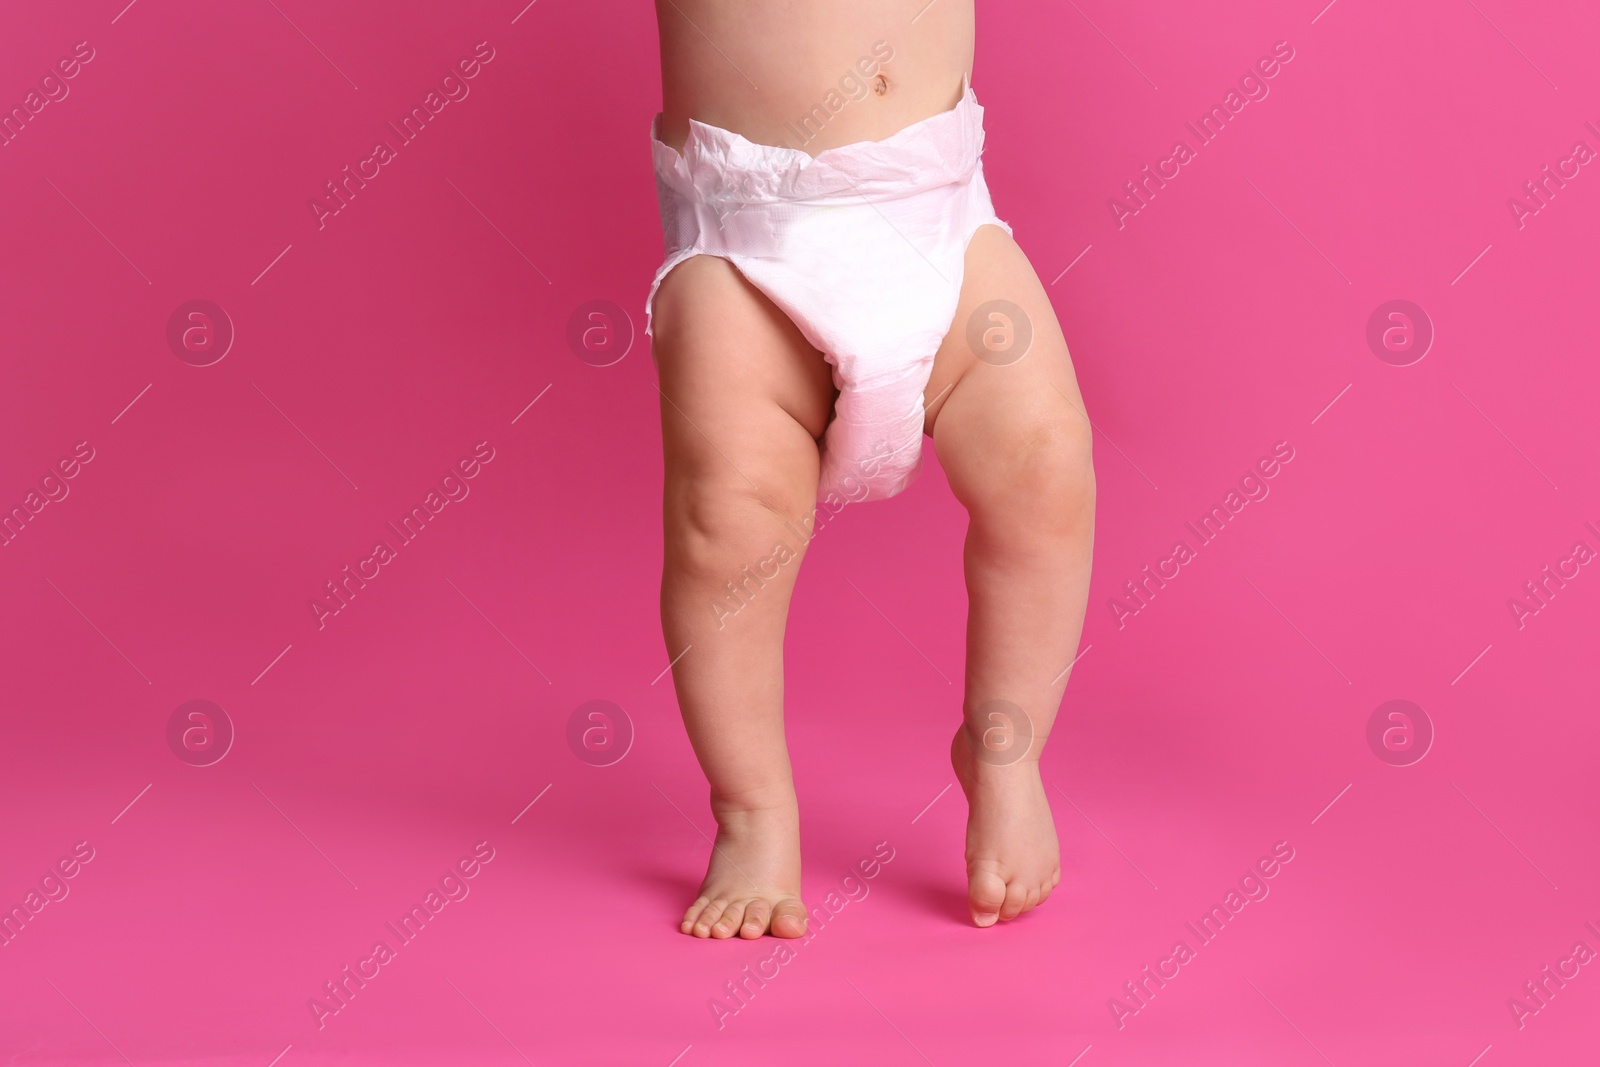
(680, 795, 807, 939)
(951, 725, 1062, 927)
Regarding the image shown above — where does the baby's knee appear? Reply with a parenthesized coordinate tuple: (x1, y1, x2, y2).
(668, 475, 810, 573)
(1025, 416, 1095, 498)
(968, 413, 1095, 525)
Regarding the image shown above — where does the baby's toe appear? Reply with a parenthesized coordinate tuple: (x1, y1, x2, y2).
(712, 901, 747, 939)
(740, 900, 772, 939)
(999, 880, 1034, 921)
(968, 866, 1007, 928)
(681, 896, 711, 934)
(771, 898, 808, 938)
(694, 899, 729, 938)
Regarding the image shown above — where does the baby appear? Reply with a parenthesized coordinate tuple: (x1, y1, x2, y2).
(647, 0, 1096, 935)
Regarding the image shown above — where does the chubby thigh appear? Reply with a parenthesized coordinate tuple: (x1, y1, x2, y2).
(923, 224, 1092, 460)
(652, 253, 836, 520)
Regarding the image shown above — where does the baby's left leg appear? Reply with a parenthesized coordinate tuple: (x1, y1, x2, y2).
(922, 224, 1098, 927)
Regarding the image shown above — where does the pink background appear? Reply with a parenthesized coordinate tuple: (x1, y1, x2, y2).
(3, 0, 1598, 1063)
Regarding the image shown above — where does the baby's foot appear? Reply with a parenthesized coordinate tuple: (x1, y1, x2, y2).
(681, 798, 807, 939)
(951, 725, 1061, 927)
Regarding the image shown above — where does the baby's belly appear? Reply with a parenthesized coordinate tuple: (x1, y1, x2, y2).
(654, 0, 974, 156)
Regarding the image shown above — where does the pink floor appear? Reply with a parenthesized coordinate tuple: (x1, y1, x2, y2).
(3, 0, 1598, 1064)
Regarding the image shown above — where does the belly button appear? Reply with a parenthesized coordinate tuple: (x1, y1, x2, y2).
(873, 73, 888, 96)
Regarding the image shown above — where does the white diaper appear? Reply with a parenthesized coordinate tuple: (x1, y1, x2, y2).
(646, 74, 1012, 504)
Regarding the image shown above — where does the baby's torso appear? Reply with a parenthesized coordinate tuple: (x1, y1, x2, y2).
(654, 0, 974, 156)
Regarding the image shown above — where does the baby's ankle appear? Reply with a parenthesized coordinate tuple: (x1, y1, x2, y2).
(708, 780, 798, 820)
(957, 719, 1050, 771)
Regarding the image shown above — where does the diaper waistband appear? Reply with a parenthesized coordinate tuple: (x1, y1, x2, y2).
(650, 76, 988, 208)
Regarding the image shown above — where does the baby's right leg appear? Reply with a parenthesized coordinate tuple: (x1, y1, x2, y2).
(653, 255, 836, 939)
